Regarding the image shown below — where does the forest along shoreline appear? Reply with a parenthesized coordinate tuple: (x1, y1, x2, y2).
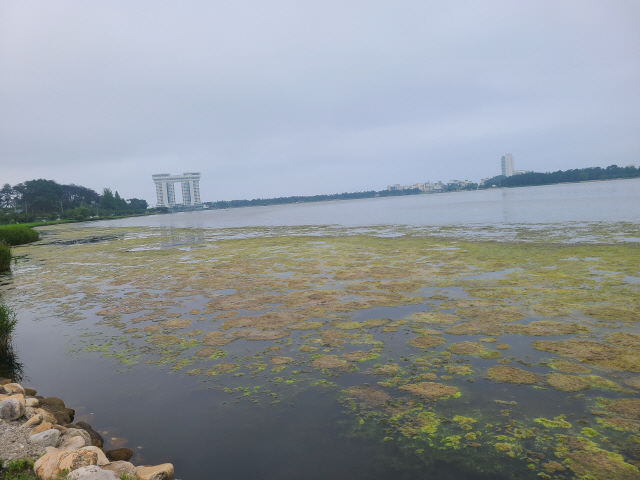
(0, 376, 174, 480)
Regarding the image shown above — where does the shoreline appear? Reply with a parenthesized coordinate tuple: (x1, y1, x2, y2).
(0, 376, 173, 480)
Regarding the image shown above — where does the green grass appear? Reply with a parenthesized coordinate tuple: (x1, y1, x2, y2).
(0, 243, 10, 273)
(0, 458, 35, 480)
(0, 303, 18, 345)
(0, 225, 39, 246)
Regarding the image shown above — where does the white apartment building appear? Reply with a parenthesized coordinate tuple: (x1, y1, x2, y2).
(501, 153, 514, 177)
(152, 172, 202, 207)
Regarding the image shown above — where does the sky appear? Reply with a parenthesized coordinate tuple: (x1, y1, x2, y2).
(1, 1, 639, 205)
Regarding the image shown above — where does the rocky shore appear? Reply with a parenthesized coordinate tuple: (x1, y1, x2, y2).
(0, 377, 174, 480)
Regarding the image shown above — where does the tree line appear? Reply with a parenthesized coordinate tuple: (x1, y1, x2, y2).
(0, 179, 150, 224)
(205, 187, 425, 209)
(480, 164, 639, 189)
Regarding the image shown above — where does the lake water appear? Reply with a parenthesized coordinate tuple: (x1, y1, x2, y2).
(3, 179, 640, 480)
(89, 178, 640, 229)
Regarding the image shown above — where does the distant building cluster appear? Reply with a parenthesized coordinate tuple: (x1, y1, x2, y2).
(389, 153, 535, 191)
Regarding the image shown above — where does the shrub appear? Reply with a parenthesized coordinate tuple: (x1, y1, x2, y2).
(0, 242, 11, 273)
(0, 225, 39, 246)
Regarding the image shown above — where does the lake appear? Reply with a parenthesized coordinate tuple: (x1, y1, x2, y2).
(3, 179, 640, 480)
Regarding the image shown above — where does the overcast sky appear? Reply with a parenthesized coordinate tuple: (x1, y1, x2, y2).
(1, 1, 639, 204)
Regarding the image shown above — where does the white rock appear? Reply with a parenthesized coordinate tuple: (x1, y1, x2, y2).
(68, 465, 119, 480)
(0, 397, 25, 420)
(25, 413, 42, 426)
(29, 428, 61, 447)
(79, 446, 109, 465)
(25, 397, 39, 408)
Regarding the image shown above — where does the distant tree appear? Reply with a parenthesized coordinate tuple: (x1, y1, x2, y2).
(100, 188, 116, 210)
(0, 184, 13, 208)
(127, 198, 148, 211)
(23, 179, 64, 214)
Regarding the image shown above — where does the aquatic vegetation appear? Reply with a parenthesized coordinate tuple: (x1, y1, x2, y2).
(505, 320, 589, 336)
(546, 359, 591, 374)
(6, 223, 640, 479)
(532, 339, 640, 372)
(310, 355, 357, 372)
(444, 364, 472, 375)
(534, 415, 571, 428)
(407, 336, 445, 349)
(554, 434, 640, 480)
(485, 366, 541, 385)
(398, 382, 461, 401)
(341, 351, 379, 362)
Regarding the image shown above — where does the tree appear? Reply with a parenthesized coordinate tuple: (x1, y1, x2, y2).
(100, 188, 116, 210)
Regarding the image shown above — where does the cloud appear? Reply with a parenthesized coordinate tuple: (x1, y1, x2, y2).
(1, 0, 639, 202)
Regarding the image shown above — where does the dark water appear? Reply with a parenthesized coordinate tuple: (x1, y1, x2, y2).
(86, 178, 640, 229)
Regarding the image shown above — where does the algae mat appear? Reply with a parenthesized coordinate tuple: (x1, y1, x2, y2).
(4, 223, 640, 479)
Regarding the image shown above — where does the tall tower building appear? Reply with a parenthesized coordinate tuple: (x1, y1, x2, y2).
(501, 153, 514, 177)
(152, 172, 201, 207)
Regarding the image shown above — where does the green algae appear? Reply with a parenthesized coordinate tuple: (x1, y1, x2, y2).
(534, 415, 572, 428)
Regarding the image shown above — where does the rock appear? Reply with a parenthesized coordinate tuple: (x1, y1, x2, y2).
(44, 446, 59, 455)
(0, 397, 26, 420)
(40, 397, 65, 407)
(34, 449, 99, 480)
(79, 446, 109, 465)
(68, 465, 119, 480)
(75, 421, 105, 448)
(26, 414, 43, 426)
(105, 447, 133, 462)
(4, 383, 25, 395)
(61, 427, 92, 446)
(0, 377, 12, 385)
(31, 420, 54, 434)
(24, 387, 37, 396)
(26, 397, 40, 408)
(29, 429, 61, 447)
(34, 407, 58, 424)
(101, 461, 137, 478)
(58, 435, 89, 451)
(136, 463, 174, 480)
(40, 403, 75, 424)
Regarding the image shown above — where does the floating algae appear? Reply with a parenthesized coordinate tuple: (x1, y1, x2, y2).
(398, 382, 461, 401)
(485, 366, 541, 385)
(532, 339, 640, 372)
(6, 222, 640, 479)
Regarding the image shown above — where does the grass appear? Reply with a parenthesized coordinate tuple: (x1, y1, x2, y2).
(0, 458, 35, 480)
(0, 303, 17, 344)
(0, 243, 10, 273)
(0, 225, 39, 246)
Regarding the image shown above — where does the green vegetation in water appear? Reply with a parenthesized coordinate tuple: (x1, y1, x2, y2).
(5, 223, 640, 479)
(0, 243, 11, 273)
(0, 225, 39, 246)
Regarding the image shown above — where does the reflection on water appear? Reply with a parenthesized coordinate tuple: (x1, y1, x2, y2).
(0, 342, 25, 383)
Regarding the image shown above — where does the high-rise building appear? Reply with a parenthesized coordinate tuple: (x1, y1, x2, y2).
(501, 153, 514, 177)
(152, 172, 201, 207)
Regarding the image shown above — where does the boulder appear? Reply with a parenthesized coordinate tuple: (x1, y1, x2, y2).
(26, 414, 43, 426)
(75, 421, 105, 448)
(34, 407, 58, 424)
(101, 461, 137, 478)
(4, 383, 25, 395)
(34, 450, 99, 480)
(105, 447, 133, 462)
(26, 397, 40, 408)
(78, 446, 109, 465)
(61, 427, 92, 446)
(29, 429, 61, 447)
(68, 465, 119, 480)
(40, 397, 65, 407)
(58, 435, 88, 451)
(24, 387, 37, 396)
(0, 377, 12, 385)
(0, 397, 26, 420)
(40, 403, 75, 424)
(136, 463, 174, 480)
(31, 420, 54, 435)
